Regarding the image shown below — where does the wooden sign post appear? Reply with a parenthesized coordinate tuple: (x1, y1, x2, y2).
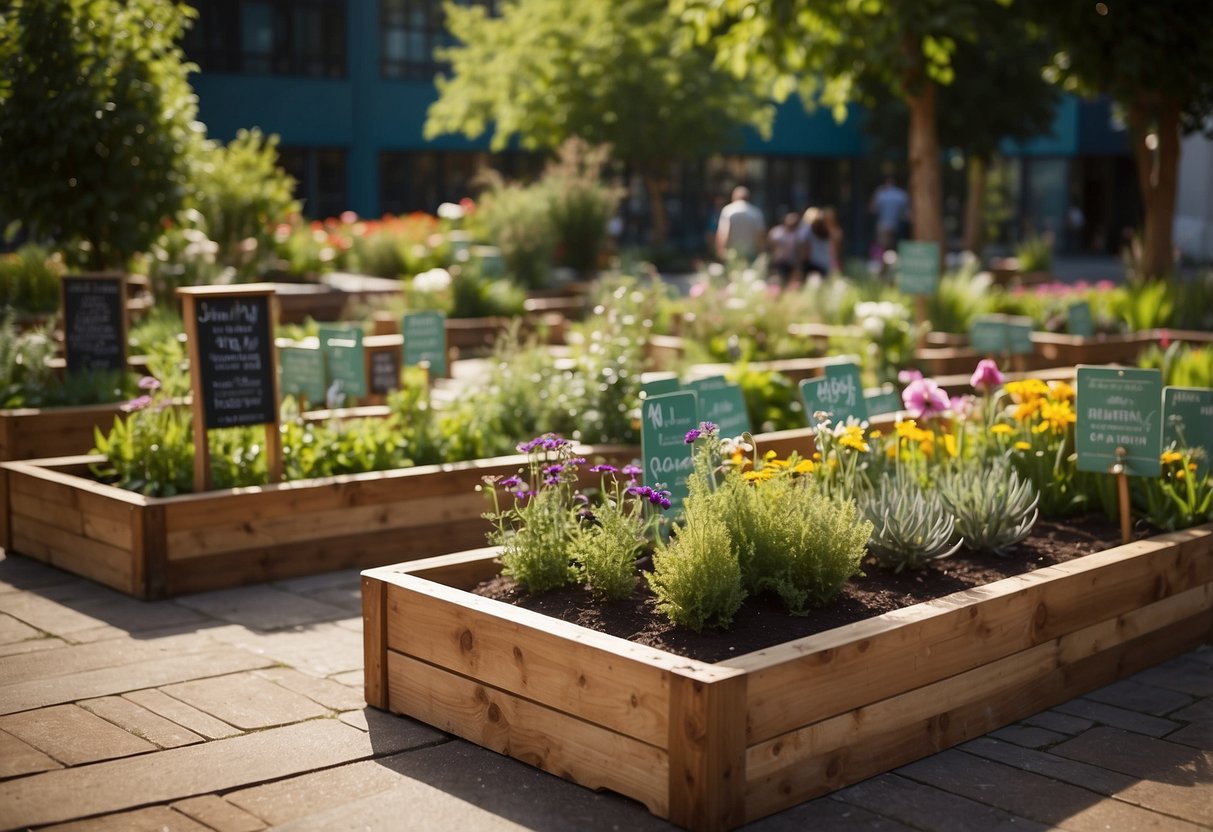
(61, 273, 128, 375)
(179, 285, 283, 493)
(1075, 365, 1163, 545)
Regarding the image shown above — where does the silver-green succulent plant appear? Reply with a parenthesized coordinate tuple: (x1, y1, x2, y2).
(861, 474, 962, 573)
(937, 460, 1040, 556)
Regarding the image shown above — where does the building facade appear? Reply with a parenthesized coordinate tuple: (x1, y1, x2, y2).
(185, 0, 1139, 259)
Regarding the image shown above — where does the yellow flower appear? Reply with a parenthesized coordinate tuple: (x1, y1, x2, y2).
(1013, 399, 1043, 422)
(793, 458, 816, 475)
(743, 469, 773, 483)
(764, 449, 778, 461)
(838, 425, 870, 453)
(1004, 379, 1049, 402)
(1160, 450, 1184, 465)
(1014, 441, 1032, 451)
(869, 429, 883, 440)
(990, 423, 1015, 436)
(1177, 469, 1187, 480)
(1048, 380, 1076, 402)
(766, 457, 790, 470)
(1039, 399, 1076, 433)
(943, 433, 958, 458)
(1032, 421, 1050, 434)
(894, 419, 919, 439)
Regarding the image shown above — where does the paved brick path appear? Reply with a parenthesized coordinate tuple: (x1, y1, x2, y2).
(1, 552, 1209, 831)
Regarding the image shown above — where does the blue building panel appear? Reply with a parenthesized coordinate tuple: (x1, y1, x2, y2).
(739, 101, 867, 157)
(192, 75, 355, 145)
(1001, 96, 1078, 157)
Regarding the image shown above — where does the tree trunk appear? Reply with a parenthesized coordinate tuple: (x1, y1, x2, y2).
(905, 80, 944, 250)
(644, 174, 668, 249)
(962, 155, 988, 256)
(1127, 95, 1181, 279)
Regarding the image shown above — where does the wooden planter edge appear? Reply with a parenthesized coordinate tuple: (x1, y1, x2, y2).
(363, 523, 1213, 831)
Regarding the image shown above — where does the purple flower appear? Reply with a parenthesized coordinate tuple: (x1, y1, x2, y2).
(499, 475, 522, 489)
(137, 376, 161, 391)
(120, 395, 152, 413)
(902, 378, 951, 420)
(543, 464, 564, 477)
(684, 428, 702, 444)
(513, 489, 535, 502)
(898, 368, 924, 385)
(589, 464, 618, 474)
(969, 358, 1004, 391)
(621, 464, 642, 477)
(568, 456, 586, 466)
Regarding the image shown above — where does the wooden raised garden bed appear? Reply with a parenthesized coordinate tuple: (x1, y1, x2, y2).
(0, 446, 635, 599)
(362, 525, 1213, 831)
(0, 403, 126, 462)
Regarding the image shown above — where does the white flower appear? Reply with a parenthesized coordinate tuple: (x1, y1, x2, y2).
(437, 202, 465, 220)
(720, 437, 753, 457)
(413, 268, 452, 293)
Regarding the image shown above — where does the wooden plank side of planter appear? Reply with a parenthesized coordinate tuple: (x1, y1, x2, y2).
(0, 405, 121, 462)
(741, 589, 1213, 824)
(386, 650, 672, 818)
(668, 670, 748, 832)
(163, 490, 487, 560)
(739, 526, 1213, 744)
(383, 580, 675, 747)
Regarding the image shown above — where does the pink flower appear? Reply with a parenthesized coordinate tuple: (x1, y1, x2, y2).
(969, 358, 1004, 391)
(902, 378, 951, 420)
(137, 376, 161, 391)
(897, 368, 924, 385)
(1160, 329, 1171, 349)
(950, 394, 977, 420)
(120, 395, 152, 413)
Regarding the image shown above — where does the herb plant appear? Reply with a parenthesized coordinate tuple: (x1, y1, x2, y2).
(937, 460, 1039, 555)
(861, 474, 961, 573)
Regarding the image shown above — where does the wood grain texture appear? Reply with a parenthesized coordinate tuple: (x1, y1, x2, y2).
(668, 669, 747, 832)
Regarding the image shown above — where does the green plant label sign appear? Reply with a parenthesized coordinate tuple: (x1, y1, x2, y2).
(319, 326, 366, 402)
(279, 345, 325, 405)
(687, 376, 751, 439)
(402, 311, 447, 378)
(640, 390, 698, 515)
(62, 275, 126, 374)
(1163, 386, 1213, 475)
(799, 363, 869, 424)
(370, 348, 401, 394)
(1005, 316, 1035, 356)
(641, 375, 680, 398)
(896, 241, 940, 296)
(866, 389, 903, 417)
(1076, 366, 1162, 476)
(969, 316, 1009, 355)
(1068, 301, 1095, 337)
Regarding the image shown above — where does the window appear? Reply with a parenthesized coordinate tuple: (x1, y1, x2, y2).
(379, 150, 535, 215)
(279, 147, 349, 219)
(380, 0, 495, 80)
(185, 0, 346, 78)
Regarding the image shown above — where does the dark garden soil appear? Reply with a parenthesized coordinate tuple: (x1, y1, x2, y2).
(475, 514, 1152, 664)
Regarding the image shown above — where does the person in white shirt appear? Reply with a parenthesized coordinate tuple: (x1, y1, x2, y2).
(768, 212, 801, 286)
(716, 186, 765, 262)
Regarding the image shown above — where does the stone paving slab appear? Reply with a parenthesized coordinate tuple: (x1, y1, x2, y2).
(175, 586, 353, 631)
(0, 703, 156, 765)
(224, 759, 418, 826)
(987, 723, 1070, 750)
(0, 636, 63, 658)
(1083, 677, 1195, 716)
(80, 695, 205, 749)
(204, 622, 364, 677)
(0, 555, 77, 594)
(1022, 709, 1096, 737)
(0, 647, 273, 716)
(0, 728, 62, 778)
(171, 795, 268, 832)
(828, 771, 1051, 832)
(0, 719, 382, 829)
(0, 633, 219, 683)
(41, 805, 213, 831)
(0, 611, 39, 644)
(745, 796, 919, 831)
(253, 667, 367, 712)
(160, 672, 331, 730)
(1052, 697, 1182, 738)
(121, 688, 241, 741)
(1131, 655, 1213, 697)
(897, 748, 1208, 832)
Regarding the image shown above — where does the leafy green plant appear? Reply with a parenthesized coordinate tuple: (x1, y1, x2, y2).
(91, 377, 193, 497)
(0, 244, 63, 317)
(570, 463, 661, 600)
(995, 379, 1087, 516)
(861, 474, 961, 573)
(937, 460, 1039, 555)
(1014, 232, 1053, 274)
(648, 504, 744, 632)
(927, 265, 994, 334)
(1139, 447, 1213, 532)
(0, 0, 199, 269)
(472, 173, 557, 290)
(1110, 277, 1175, 331)
(542, 138, 621, 277)
(1137, 341, 1213, 389)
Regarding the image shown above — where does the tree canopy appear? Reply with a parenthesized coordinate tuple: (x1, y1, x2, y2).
(424, 0, 774, 243)
(0, 0, 202, 270)
(1022, 0, 1213, 277)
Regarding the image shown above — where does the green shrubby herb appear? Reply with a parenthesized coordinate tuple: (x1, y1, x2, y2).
(937, 460, 1039, 556)
(861, 474, 961, 573)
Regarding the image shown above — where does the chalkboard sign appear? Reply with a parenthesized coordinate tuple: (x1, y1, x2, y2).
(191, 294, 276, 428)
(799, 363, 869, 424)
(687, 376, 751, 439)
(319, 326, 366, 401)
(62, 274, 126, 374)
(370, 348, 401, 394)
(1005, 316, 1035, 356)
(1076, 366, 1162, 476)
(969, 316, 1009, 355)
(641, 375, 680, 398)
(896, 241, 940, 296)
(1163, 386, 1213, 475)
(866, 388, 903, 417)
(279, 345, 326, 404)
(640, 390, 698, 516)
(402, 311, 448, 378)
(1068, 301, 1095, 337)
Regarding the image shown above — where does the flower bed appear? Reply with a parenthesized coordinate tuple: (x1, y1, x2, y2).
(362, 522, 1213, 830)
(0, 445, 635, 599)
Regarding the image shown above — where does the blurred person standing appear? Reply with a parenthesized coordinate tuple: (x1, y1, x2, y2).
(799, 207, 833, 280)
(716, 186, 765, 263)
(869, 176, 909, 255)
(768, 211, 802, 286)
